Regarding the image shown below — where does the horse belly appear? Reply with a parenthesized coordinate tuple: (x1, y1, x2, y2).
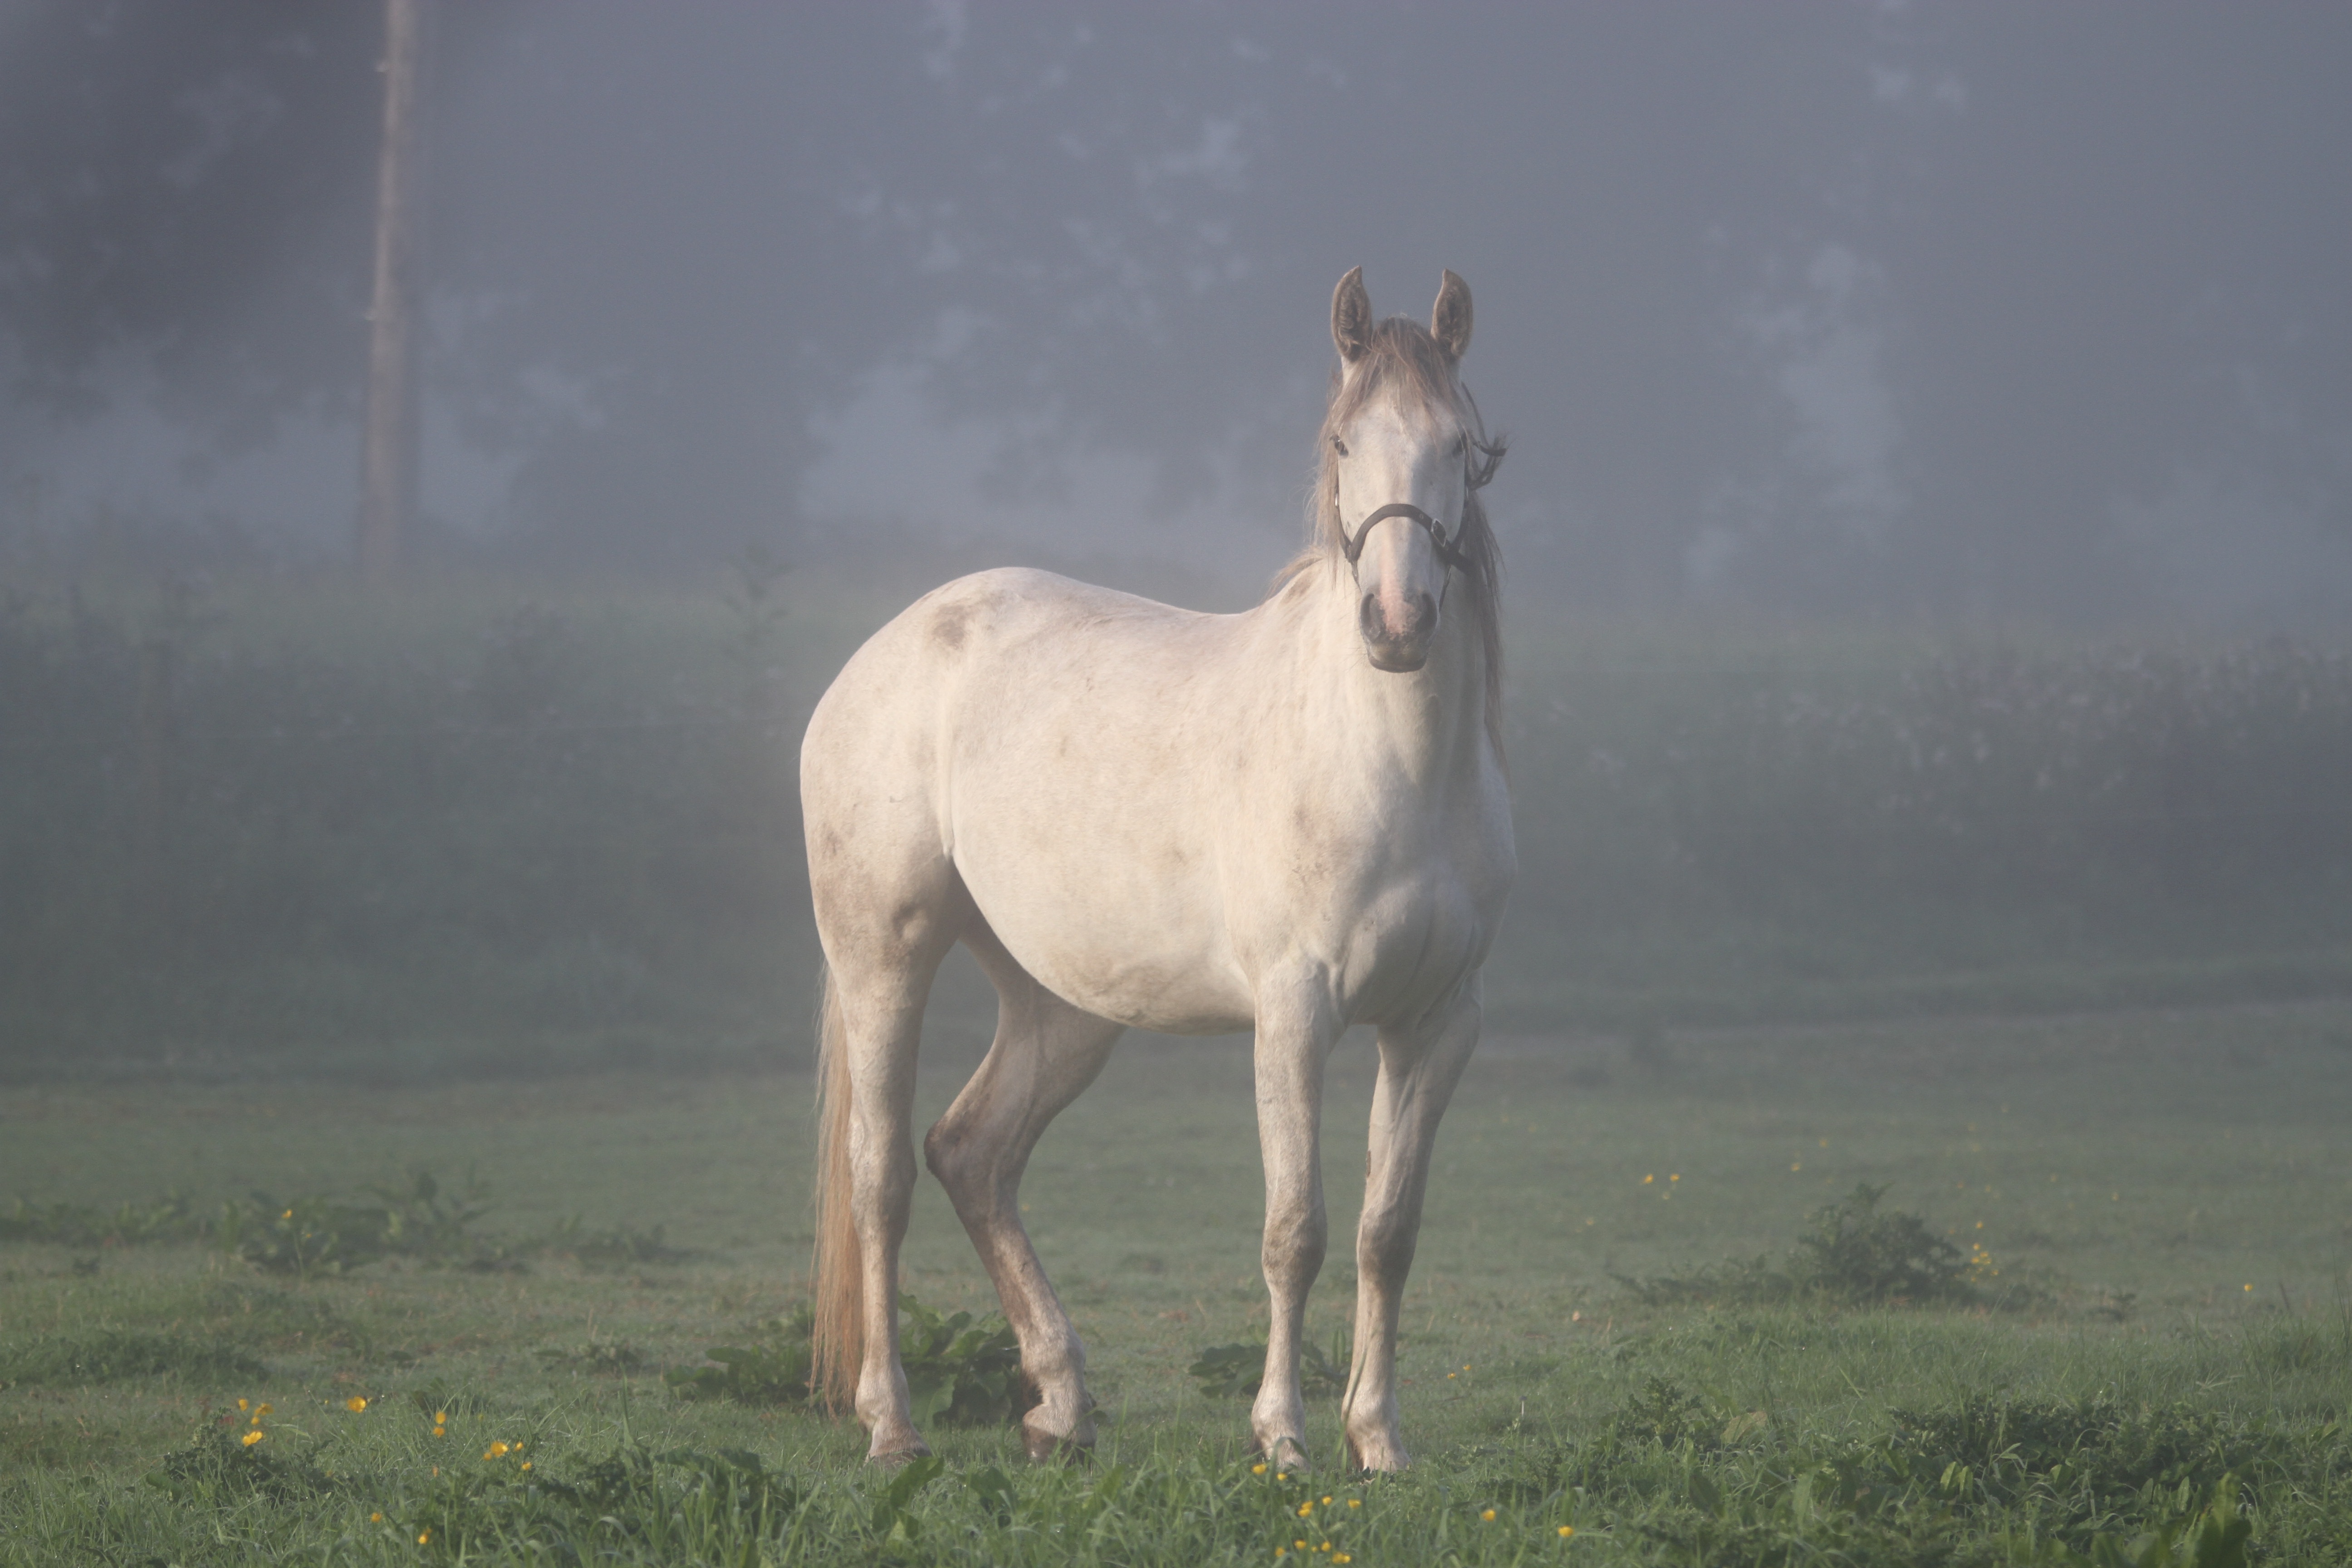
(951, 804, 1252, 1035)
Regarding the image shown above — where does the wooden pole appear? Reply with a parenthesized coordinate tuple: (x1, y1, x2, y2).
(358, 0, 425, 589)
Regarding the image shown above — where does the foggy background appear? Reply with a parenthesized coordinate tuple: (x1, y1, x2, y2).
(3, 2, 2350, 1079)
(5, 0, 2350, 624)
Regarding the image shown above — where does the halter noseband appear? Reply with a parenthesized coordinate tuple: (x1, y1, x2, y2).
(1343, 502, 1468, 575)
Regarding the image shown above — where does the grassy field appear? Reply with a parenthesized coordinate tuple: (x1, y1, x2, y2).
(5, 1000, 2350, 1563)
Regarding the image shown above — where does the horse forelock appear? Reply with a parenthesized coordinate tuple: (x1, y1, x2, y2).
(1275, 315, 1508, 760)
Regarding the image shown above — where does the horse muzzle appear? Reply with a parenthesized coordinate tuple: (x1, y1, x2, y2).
(1359, 589, 1438, 672)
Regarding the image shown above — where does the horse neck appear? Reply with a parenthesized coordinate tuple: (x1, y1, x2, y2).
(1287, 559, 1490, 793)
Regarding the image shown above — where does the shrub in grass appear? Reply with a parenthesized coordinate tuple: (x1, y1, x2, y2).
(1189, 1322, 1352, 1400)
(667, 1294, 1029, 1427)
(664, 1304, 817, 1405)
(1617, 1183, 1973, 1308)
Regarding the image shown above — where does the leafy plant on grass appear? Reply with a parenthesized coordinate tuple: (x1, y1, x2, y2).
(899, 1293, 1028, 1428)
(666, 1294, 1030, 1427)
(143, 1408, 336, 1505)
(664, 1304, 817, 1405)
(1617, 1183, 1974, 1308)
(220, 1167, 514, 1278)
(1189, 1322, 1351, 1401)
(1791, 1182, 1971, 1303)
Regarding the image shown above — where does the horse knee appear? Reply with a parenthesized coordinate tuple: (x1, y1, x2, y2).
(1356, 1206, 1418, 1284)
(1262, 1203, 1328, 1282)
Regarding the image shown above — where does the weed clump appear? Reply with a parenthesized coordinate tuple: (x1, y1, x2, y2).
(145, 1416, 338, 1506)
(664, 1304, 816, 1406)
(666, 1294, 1029, 1428)
(1189, 1323, 1351, 1401)
(1617, 1183, 1976, 1308)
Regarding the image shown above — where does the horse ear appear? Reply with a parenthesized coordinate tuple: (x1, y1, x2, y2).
(1332, 266, 1372, 363)
(1431, 270, 1472, 361)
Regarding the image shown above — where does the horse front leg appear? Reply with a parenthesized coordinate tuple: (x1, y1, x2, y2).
(1250, 991, 1342, 1470)
(1343, 986, 1480, 1472)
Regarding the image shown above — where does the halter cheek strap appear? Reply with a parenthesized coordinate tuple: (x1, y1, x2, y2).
(1343, 502, 1468, 575)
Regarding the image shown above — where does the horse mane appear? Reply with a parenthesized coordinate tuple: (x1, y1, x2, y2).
(1273, 314, 1508, 755)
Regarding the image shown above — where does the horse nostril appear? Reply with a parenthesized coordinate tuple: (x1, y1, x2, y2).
(1407, 592, 1437, 638)
(1359, 593, 1385, 642)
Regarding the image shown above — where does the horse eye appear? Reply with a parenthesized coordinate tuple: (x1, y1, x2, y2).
(1330, 436, 1348, 457)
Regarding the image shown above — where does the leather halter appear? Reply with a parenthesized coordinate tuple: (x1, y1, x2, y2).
(1342, 502, 1468, 575)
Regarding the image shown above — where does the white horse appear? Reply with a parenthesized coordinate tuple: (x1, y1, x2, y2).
(802, 268, 1514, 1472)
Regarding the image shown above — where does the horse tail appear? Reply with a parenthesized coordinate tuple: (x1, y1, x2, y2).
(808, 965, 861, 1413)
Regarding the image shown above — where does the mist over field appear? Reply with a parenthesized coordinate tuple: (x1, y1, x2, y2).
(5, 10, 2352, 1563)
(5, 2, 2351, 622)
(2, 0, 2348, 1073)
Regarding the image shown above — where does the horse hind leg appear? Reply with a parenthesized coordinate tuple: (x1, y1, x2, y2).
(811, 872, 969, 1464)
(924, 922, 1122, 1462)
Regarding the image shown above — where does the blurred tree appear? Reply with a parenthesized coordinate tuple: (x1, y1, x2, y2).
(358, 0, 426, 586)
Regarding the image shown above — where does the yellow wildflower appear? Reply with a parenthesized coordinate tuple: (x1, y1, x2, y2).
(236, 1399, 250, 1412)
(1558, 1524, 1575, 1537)
(1253, 1463, 1268, 1475)
(370, 1512, 383, 1523)
(1298, 1501, 1313, 1516)
(348, 1396, 368, 1412)
(521, 1461, 532, 1472)
(1642, 1174, 1654, 1184)
(418, 1530, 431, 1545)
(1482, 1508, 1498, 1522)
(255, 1403, 272, 1416)
(1347, 1499, 1361, 1508)
(241, 1430, 265, 1448)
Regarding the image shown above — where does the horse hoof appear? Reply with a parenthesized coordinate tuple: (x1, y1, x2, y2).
(868, 1439, 933, 1468)
(1023, 1420, 1094, 1465)
(1253, 1435, 1310, 1473)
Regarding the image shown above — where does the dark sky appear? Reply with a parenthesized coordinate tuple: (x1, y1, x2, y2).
(4, 2, 2349, 625)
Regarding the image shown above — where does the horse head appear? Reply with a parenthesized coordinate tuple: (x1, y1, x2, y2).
(1323, 266, 1499, 674)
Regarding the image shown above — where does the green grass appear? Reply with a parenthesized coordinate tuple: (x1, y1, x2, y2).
(4, 1001, 2350, 1562)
